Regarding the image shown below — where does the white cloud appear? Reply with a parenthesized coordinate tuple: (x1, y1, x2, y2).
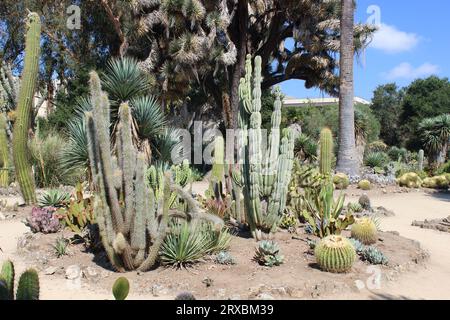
(370, 23, 420, 54)
(385, 62, 439, 80)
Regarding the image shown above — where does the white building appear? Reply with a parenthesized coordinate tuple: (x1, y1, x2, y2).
(283, 96, 371, 108)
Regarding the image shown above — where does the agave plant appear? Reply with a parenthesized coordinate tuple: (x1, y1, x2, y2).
(38, 189, 70, 208)
(300, 180, 355, 238)
(364, 151, 389, 168)
(294, 134, 318, 163)
(254, 241, 284, 267)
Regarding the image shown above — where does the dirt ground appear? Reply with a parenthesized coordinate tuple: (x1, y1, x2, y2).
(1, 185, 450, 300)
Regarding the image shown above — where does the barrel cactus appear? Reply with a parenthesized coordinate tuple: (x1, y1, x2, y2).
(314, 235, 356, 273)
(397, 172, 422, 188)
(333, 173, 349, 190)
(351, 217, 378, 245)
(12, 13, 41, 204)
(358, 179, 371, 190)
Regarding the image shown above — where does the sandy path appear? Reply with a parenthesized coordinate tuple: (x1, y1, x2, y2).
(345, 192, 450, 300)
(1, 190, 450, 300)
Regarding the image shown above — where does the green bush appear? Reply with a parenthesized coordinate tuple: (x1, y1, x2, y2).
(387, 146, 408, 162)
(364, 152, 389, 168)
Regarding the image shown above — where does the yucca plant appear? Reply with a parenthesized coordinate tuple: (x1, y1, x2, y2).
(420, 114, 450, 167)
(294, 134, 318, 163)
(159, 221, 213, 268)
(38, 189, 70, 208)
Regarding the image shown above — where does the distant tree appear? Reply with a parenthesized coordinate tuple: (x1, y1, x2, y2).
(370, 83, 404, 146)
(419, 114, 450, 167)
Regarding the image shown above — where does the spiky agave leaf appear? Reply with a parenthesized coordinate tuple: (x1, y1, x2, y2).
(61, 118, 89, 175)
(131, 95, 167, 140)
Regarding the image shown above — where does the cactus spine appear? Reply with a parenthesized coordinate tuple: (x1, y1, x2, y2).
(0, 113, 9, 187)
(418, 149, 424, 171)
(238, 55, 296, 240)
(315, 235, 356, 273)
(86, 72, 222, 272)
(12, 13, 41, 204)
(319, 128, 333, 175)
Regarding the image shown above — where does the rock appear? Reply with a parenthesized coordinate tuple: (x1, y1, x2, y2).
(270, 287, 288, 296)
(83, 267, 99, 279)
(287, 288, 305, 298)
(202, 277, 214, 287)
(152, 284, 169, 297)
(65, 265, 82, 280)
(0, 213, 5, 220)
(229, 294, 241, 300)
(17, 233, 40, 253)
(215, 288, 226, 298)
(43, 267, 58, 275)
(256, 293, 275, 300)
(375, 206, 395, 217)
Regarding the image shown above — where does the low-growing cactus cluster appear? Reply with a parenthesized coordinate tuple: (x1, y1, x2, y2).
(351, 217, 378, 245)
(333, 173, 350, 190)
(25, 207, 61, 234)
(397, 172, 422, 188)
(254, 241, 284, 267)
(314, 235, 356, 273)
(349, 238, 388, 265)
(422, 174, 450, 189)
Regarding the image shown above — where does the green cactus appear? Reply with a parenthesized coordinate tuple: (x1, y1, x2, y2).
(112, 277, 130, 300)
(333, 173, 349, 190)
(238, 55, 296, 240)
(358, 179, 371, 190)
(418, 149, 424, 171)
(12, 13, 41, 204)
(397, 172, 422, 188)
(254, 240, 284, 267)
(0, 261, 40, 300)
(86, 72, 223, 272)
(319, 128, 333, 175)
(314, 235, 356, 273)
(0, 113, 9, 187)
(351, 217, 378, 245)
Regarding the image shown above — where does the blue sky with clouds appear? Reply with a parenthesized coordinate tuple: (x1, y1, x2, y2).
(280, 0, 450, 101)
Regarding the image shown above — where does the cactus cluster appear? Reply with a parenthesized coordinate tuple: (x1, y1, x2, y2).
(86, 72, 221, 272)
(351, 217, 378, 245)
(0, 260, 40, 300)
(361, 246, 388, 265)
(25, 207, 61, 234)
(422, 174, 450, 189)
(238, 55, 296, 240)
(397, 172, 422, 188)
(12, 13, 41, 204)
(314, 235, 356, 273)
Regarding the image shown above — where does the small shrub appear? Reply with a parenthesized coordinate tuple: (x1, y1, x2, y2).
(214, 251, 236, 265)
(53, 237, 69, 258)
(38, 190, 70, 208)
(364, 152, 389, 168)
(387, 146, 408, 162)
(347, 202, 363, 213)
(25, 207, 61, 234)
(367, 140, 388, 153)
(254, 241, 284, 267)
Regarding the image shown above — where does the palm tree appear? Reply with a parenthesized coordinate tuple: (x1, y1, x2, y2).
(336, 0, 359, 176)
(62, 58, 179, 179)
(419, 114, 450, 168)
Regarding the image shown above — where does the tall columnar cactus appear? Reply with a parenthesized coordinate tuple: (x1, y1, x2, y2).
(86, 72, 222, 272)
(319, 128, 333, 175)
(418, 149, 424, 171)
(12, 13, 41, 204)
(208, 135, 225, 200)
(238, 55, 296, 240)
(0, 113, 9, 187)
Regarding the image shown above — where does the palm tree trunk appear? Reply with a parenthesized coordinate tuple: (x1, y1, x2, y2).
(336, 0, 359, 176)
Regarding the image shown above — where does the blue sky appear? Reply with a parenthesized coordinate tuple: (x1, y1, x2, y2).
(280, 0, 450, 101)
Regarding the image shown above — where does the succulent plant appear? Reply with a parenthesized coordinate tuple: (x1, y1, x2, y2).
(351, 217, 378, 245)
(53, 237, 69, 258)
(38, 189, 70, 208)
(319, 128, 333, 175)
(175, 292, 196, 300)
(361, 246, 388, 265)
(358, 195, 371, 211)
(348, 238, 365, 254)
(214, 251, 236, 265)
(112, 277, 130, 300)
(333, 173, 349, 190)
(314, 235, 356, 273)
(25, 207, 61, 234)
(347, 202, 363, 213)
(0, 260, 40, 300)
(254, 240, 284, 267)
(279, 211, 298, 230)
(358, 180, 371, 190)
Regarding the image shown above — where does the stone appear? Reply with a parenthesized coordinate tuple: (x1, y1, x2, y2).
(43, 267, 58, 275)
(287, 288, 305, 299)
(256, 293, 275, 300)
(152, 284, 169, 297)
(65, 265, 82, 280)
(83, 267, 99, 279)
